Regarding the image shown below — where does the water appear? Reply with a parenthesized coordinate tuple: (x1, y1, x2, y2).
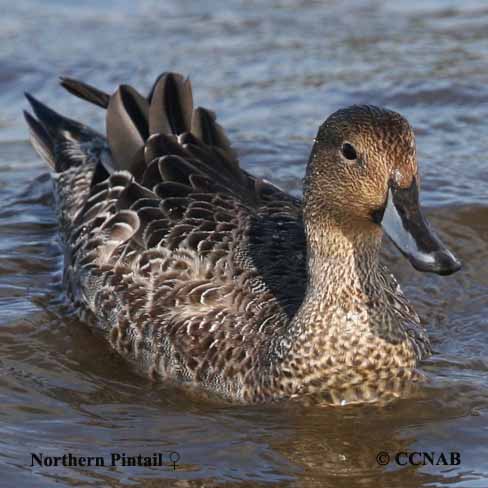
(1, 0, 487, 486)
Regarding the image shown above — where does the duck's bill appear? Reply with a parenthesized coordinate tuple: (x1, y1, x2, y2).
(380, 178, 462, 276)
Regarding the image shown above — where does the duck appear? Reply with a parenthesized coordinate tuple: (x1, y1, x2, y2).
(24, 72, 461, 405)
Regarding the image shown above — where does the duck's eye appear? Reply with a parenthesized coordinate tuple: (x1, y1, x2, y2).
(341, 143, 357, 160)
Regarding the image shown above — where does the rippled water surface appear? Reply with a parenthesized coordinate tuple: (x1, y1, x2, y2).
(1, 0, 488, 486)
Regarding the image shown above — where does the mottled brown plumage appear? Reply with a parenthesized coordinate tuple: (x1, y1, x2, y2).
(24, 72, 460, 405)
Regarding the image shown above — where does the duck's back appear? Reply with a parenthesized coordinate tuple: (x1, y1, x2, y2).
(24, 73, 307, 401)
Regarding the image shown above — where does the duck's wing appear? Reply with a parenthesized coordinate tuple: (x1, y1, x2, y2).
(25, 73, 306, 320)
(25, 73, 307, 396)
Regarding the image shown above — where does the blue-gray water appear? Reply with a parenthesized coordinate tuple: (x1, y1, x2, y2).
(1, 1, 487, 486)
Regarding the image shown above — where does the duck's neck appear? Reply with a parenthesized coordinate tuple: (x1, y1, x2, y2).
(303, 216, 383, 304)
(270, 216, 385, 368)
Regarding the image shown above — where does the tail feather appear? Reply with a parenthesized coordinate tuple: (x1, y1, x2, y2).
(147, 71, 167, 103)
(191, 107, 236, 159)
(149, 73, 193, 135)
(144, 133, 189, 164)
(26, 71, 252, 202)
(24, 92, 109, 173)
(53, 72, 237, 170)
(25, 92, 85, 138)
(106, 85, 149, 171)
(23, 109, 55, 168)
(59, 76, 110, 109)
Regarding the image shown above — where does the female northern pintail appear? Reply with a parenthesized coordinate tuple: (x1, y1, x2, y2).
(24, 73, 461, 405)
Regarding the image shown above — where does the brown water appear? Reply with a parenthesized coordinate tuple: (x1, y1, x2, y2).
(1, 1, 488, 486)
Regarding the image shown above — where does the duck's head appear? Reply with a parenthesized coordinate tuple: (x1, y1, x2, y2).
(305, 105, 461, 276)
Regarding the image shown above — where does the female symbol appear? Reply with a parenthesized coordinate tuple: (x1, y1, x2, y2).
(169, 451, 180, 470)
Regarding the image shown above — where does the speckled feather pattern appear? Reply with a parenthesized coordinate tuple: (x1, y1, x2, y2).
(25, 74, 432, 405)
